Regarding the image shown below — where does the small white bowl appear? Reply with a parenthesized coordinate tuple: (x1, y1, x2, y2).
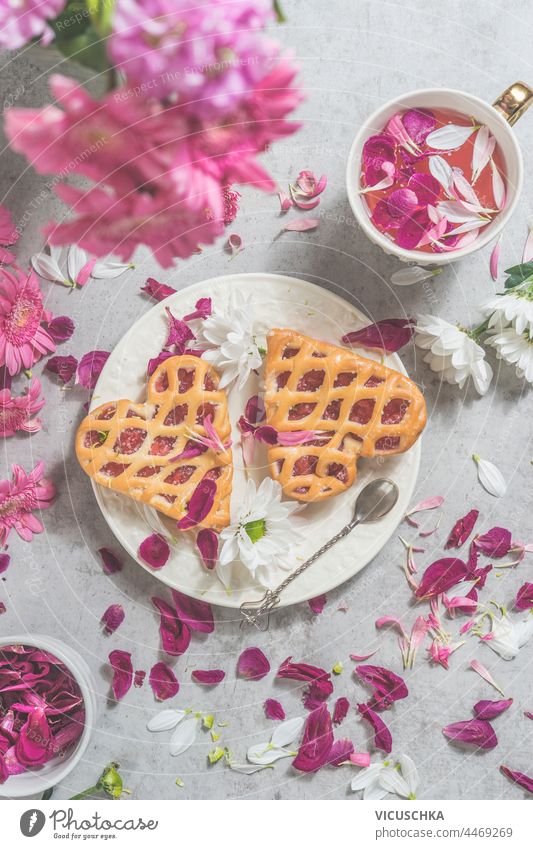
(346, 86, 526, 266)
(0, 634, 97, 799)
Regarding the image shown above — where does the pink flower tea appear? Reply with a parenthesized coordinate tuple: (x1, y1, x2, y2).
(359, 107, 507, 253)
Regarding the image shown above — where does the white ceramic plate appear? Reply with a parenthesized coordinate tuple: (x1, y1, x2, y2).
(91, 273, 421, 609)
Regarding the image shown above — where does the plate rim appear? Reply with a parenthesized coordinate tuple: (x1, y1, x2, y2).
(90, 271, 421, 608)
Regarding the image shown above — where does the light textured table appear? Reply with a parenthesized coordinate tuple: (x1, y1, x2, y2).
(1, 0, 532, 801)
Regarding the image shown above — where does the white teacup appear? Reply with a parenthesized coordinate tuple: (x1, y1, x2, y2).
(346, 83, 533, 265)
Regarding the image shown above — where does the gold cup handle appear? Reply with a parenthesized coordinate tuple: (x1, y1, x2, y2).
(493, 81, 533, 126)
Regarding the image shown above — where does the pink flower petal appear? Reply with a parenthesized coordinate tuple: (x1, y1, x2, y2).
(515, 582, 533, 611)
(101, 603, 125, 635)
(371, 199, 398, 230)
(278, 189, 292, 212)
(237, 647, 270, 680)
(396, 208, 431, 250)
(15, 708, 51, 767)
(245, 395, 265, 424)
(387, 188, 418, 221)
(76, 350, 109, 391)
(470, 659, 505, 696)
(445, 509, 479, 549)
(171, 590, 214, 634)
(196, 528, 218, 570)
(292, 195, 321, 210)
(98, 547, 122, 575)
(357, 703, 392, 753)
(362, 134, 396, 171)
(490, 237, 502, 281)
(192, 669, 225, 685)
(149, 662, 179, 701)
(524, 711, 533, 720)
(109, 649, 133, 701)
(406, 495, 444, 527)
(76, 257, 96, 287)
(342, 318, 414, 353)
(176, 478, 216, 530)
(0, 553, 11, 574)
(165, 307, 195, 353)
(474, 527, 512, 558)
(183, 298, 212, 321)
(45, 354, 78, 384)
(328, 737, 354, 766)
(47, 315, 75, 342)
(293, 703, 334, 772)
(283, 217, 320, 232)
(264, 698, 285, 720)
(139, 533, 170, 569)
(415, 557, 469, 600)
(350, 751, 371, 768)
(134, 669, 146, 688)
(147, 350, 175, 376)
(349, 650, 379, 661)
(152, 596, 191, 657)
(308, 594, 327, 614)
(355, 665, 408, 711)
(500, 765, 533, 794)
(408, 173, 441, 205)
(443, 719, 497, 749)
(402, 108, 436, 145)
(386, 114, 420, 153)
(473, 698, 513, 720)
(142, 278, 177, 301)
(226, 233, 243, 255)
(332, 696, 350, 725)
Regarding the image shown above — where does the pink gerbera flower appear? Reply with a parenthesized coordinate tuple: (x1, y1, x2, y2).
(0, 461, 55, 546)
(0, 0, 66, 49)
(0, 266, 55, 376)
(0, 377, 45, 437)
(0, 203, 18, 264)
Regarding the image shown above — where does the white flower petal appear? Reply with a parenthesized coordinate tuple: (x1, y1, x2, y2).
(91, 260, 134, 278)
(473, 455, 507, 497)
(391, 266, 443, 287)
(270, 716, 305, 748)
(228, 762, 274, 774)
(428, 155, 454, 194)
(146, 709, 186, 732)
(350, 763, 384, 791)
(426, 123, 477, 150)
(67, 244, 88, 283)
(31, 251, 65, 284)
(364, 782, 390, 800)
(397, 753, 419, 797)
(247, 743, 294, 765)
(379, 765, 411, 798)
(169, 715, 198, 756)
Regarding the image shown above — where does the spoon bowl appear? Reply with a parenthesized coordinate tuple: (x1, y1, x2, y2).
(352, 478, 400, 525)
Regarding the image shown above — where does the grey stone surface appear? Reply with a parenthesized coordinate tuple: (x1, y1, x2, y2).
(0, 0, 532, 800)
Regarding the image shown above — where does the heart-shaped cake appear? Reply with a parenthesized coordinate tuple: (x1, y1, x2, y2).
(75, 355, 232, 530)
(264, 328, 426, 502)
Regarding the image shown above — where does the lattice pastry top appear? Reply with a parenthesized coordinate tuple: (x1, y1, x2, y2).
(75, 355, 232, 531)
(264, 328, 426, 502)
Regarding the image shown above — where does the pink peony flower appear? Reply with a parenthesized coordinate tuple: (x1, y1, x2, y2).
(0, 203, 18, 264)
(0, 266, 56, 376)
(0, 377, 45, 436)
(0, 461, 55, 546)
(0, 0, 65, 49)
(109, 0, 275, 114)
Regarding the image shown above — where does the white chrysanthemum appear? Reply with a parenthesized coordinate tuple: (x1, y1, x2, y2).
(485, 323, 533, 384)
(414, 314, 493, 395)
(218, 478, 302, 589)
(198, 292, 263, 389)
(482, 287, 533, 335)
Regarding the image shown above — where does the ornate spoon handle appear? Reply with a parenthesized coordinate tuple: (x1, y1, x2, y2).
(240, 518, 358, 629)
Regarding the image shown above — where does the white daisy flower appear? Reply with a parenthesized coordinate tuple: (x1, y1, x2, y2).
(218, 478, 302, 589)
(198, 292, 263, 389)
(485, 323, 533, 384)
(482, 286, 533, 336)
(414, 314, 493, 396)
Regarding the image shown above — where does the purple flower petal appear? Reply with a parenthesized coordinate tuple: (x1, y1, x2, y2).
(408, 172, 441, 205)
(147, 350, 175, 377)
(475, 527, 512, 558)
(15, 708, 51, 767)
(101, 603, 125, 635)
(473, 698, 513, 720)
(183, 298, 212, 321)
(165, 307, 195, 353)
(342, 318, 415, 353)
(149, 662, 179, 701)
(357, 703, 392, 753)
(245, 395, 265, 424)
(387, 188, 418, 220)
(264, 698, 285, 720)
(191, 669, 225, 685)
(253, 425, 278, 445)
(45, 354, 78, 384)
(515, 582, 533, 611)
(47, 315, 75, 343)
(277, 657, 333, 709)
(76, 350, 110, 391)
(445, 509, 479, 548)
(196, 528, 218, 570)
(237, 647, 270, 680)
(443, 719, 498, 749)
(171, 590, 214, 634)
(415, 557, 469, 600)
(177, 478, 216, 530)
(402, 108, 436, 145)
(109, 649, 133, 701)
(355, 665, 408, 710)
(501, 766, 533, 794)
(293, 704, 334, 772)
(308, 594, 327, 615)
(371, 199, 398, 230)
(328, 737, 354, 766)
(396, 208, 431, 250)
(142, 277, 176, 301)
(0, 553, 10, 574)
(333, 696, 350, 725)
(152, 596, 191, 657)
(139, 533, 170, 569)
(98, 547, 122, 575)
(134, 669, 146, 688)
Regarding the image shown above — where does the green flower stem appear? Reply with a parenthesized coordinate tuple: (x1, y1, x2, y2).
(273, 1, 286, 22)
(69, 785, 101, 800)
(469, 318, 491, 340)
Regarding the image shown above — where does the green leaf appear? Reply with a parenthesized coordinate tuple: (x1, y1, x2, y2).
(504, 261, 533, 289)
(244, 518, 266, 544)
